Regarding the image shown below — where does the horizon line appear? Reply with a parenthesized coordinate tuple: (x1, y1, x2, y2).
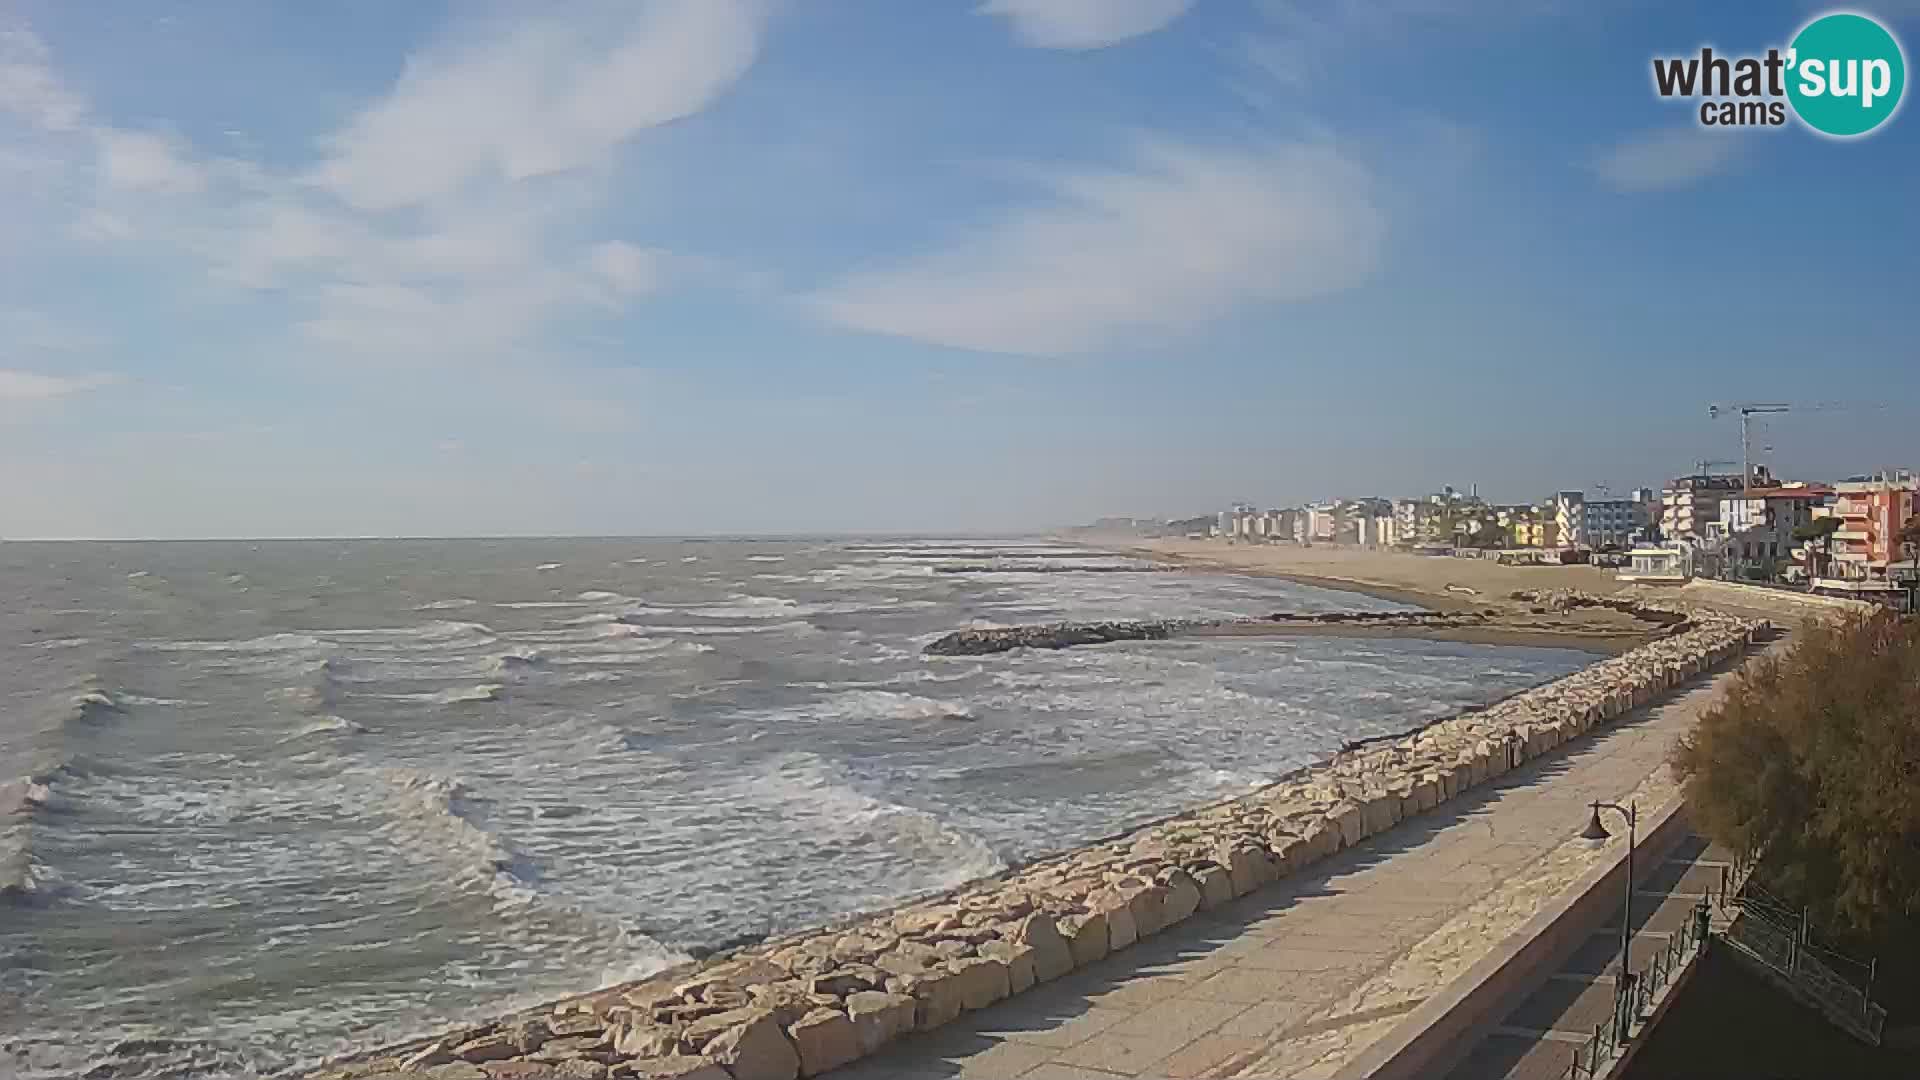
(0, 530, 1065, 544)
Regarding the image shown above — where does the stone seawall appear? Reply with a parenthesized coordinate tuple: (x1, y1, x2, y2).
(308, 598, 1769, 1080)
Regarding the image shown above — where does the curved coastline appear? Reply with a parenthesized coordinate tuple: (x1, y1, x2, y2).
(300, 578, 1771, 1080)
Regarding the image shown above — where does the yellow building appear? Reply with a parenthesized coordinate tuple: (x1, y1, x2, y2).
(1510, 517, 1561, 548)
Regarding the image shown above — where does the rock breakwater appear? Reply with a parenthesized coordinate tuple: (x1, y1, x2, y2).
(922, 611, 1496, 657)
(307, 598, 1769, 1080)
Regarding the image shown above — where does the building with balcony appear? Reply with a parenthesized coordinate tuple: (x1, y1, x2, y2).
(1662, 468, 1768, 545)
(1710, 485, 1831, 575)
(1817, 470, 1919, 594)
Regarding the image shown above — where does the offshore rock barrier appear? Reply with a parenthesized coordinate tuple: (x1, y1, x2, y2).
(309, 603, 1769, 1080)
(923, 611, 1497, 657)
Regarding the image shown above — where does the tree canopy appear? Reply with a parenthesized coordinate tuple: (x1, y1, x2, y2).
(1673, 611, 1920, 936)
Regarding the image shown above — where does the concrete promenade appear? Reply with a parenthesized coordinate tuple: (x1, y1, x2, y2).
(1438, 827, 1736, 1080)
(823, 658, 1755, 1079)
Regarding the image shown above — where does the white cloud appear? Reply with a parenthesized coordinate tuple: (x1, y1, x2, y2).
(809, 139, 1384, 357)
(96, 129, 207, 193)
(3, 3, 764, 366)
(0, 369, 114, 401)
(1592, 127, 1743, 193)
(312, 0, 767, 210)
(589, 241, 664, 297)
(980, 0, 1194, 49)
(0, 24, 86, 131)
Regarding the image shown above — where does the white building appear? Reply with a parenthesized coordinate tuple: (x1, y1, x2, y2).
(1553, 491, 1586, 550)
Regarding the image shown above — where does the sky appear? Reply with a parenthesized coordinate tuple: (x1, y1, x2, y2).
(2, 0, 1917, 539)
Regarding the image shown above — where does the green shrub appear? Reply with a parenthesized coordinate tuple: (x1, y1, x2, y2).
(1673, 611, 1920, 935)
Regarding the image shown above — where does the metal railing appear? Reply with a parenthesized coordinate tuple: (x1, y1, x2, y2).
(1562, 897, 1714, 1079)
(1719, 878, 1886, 1043)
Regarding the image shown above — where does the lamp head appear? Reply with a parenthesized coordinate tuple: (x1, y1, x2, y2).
(1580, 804, 1612, 843)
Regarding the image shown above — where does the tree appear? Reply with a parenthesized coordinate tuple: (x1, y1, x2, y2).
(1792, 516, 1842, 588)
(1672, 612, 1920, 936)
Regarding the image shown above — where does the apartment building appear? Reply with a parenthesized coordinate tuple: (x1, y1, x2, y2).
(1821, 470, 1919, 592)
(1662, 468, 1766, 545)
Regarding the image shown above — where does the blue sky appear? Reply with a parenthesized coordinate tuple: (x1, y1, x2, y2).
(2, 0, 1917, 538)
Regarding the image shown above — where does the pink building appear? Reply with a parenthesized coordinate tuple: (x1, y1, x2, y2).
(1821, 470, 1920, 595)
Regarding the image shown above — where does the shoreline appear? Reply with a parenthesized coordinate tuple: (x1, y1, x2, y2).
(303, 576, 1769, 1080)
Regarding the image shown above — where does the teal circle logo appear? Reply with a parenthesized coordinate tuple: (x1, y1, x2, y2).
(1787, 12, 1906, 137)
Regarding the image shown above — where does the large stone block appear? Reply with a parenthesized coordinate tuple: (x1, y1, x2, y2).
(1361, 792, 1398, 837)
(1061, 911, 1109, 967)
(900, 968, 966, 1031)
(945, 955, 1011, 1011)
(1411, 776, 1440, 813)
(787, 1009, 859, 1079)
(1104, 899, 1139, 951)
(843, 992, 915, 1056)
(1158, 868, 1203, 925)
(699, 1009, 799, 1080)
(1223, 842, 1276, 896)
(623, 1058, 731, 1080)
(1010, 912, 1073, 983)
(1192, 865, 1234, 911)
(978, 940, 1037, 995)
(1327, 803, 1364, 850)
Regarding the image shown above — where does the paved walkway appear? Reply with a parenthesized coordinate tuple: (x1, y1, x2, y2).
(823, 652, 1763, 1080)
(1440, 829, 1738, 1080)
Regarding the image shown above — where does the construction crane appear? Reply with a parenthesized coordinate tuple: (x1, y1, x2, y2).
(1708, 400, 1891, 494)
(1708, 403, 1794, 495)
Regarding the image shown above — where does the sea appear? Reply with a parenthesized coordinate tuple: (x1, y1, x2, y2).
(0, 537, 1597, 1078)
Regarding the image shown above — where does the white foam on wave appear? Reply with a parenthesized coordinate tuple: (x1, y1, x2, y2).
(25, 636, 91, 650)
(145, 632, 326, 654)
(364, 768, 537, 911)
(746, 555, 785, 563)
(652, 594, 811, 620)
(636, 620, 816, 637)
(498, 600, 593, 609)
(320, 621, 495, 645)
(535, 562, 563, 571)
(367, 684, 503, 706)
(280, 715, 366, 742)
(804, 563, 939, 584)
(118, 693, 185, 707)
(807, 690, 973, 724)
(743, 753, 1005, 891)
(417, 598, 477, 610)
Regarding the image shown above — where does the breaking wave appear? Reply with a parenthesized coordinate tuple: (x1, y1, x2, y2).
(280, 715, 366, 743)
(366, 768, 537, 910)
(417, 597, 476, 610)
(145, 632, 325, 654)
(373, 684, 503, 706)
(747, 754, 1006, 892)
(809, 690, 973, 724)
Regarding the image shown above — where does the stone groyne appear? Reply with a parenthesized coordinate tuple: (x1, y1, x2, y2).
(308, 597, 1769, 1080)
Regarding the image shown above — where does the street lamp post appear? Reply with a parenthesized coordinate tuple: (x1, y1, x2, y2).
(1581, 800, 1638, 1042)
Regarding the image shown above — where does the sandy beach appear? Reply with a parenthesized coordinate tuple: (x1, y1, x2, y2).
(1119, 538, 1629, 610)
(1065, 537, 1668, 653)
